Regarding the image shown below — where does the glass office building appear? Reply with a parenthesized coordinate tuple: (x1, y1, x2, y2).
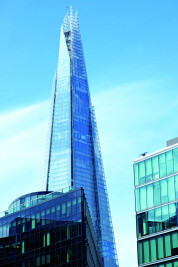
(46, 7, 118, 266)
(0, 187, 102, 266)
(134, 139, 178, 267)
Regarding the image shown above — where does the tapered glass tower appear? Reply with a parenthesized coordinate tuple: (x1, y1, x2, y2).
(46, 7, 118, 267)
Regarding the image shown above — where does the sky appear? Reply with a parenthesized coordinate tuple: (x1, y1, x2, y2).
(0, 0, 178, 266)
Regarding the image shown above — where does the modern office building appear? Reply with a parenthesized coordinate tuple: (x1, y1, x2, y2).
(0, 187, 102, 266)
(46, 7, 118, 266)
(134, 138, 178, 267)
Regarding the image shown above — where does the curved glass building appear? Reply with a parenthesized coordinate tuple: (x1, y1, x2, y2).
(46, 7, 118, 266)
(0, 188, 102, 266)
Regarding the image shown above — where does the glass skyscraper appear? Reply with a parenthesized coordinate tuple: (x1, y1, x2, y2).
(134, 138, 178, 267)
(46, 7, 118, 267)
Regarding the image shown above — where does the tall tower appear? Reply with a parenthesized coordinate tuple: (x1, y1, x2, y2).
(46, 7, 118, 266)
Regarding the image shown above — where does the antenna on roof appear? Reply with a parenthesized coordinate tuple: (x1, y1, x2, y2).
(139, 152, 148, 157)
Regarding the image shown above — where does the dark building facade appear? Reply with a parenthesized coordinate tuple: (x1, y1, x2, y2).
(134, 140, 178, 267)
(0, 187, 102, 266)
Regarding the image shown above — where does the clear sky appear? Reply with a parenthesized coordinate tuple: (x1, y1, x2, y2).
(0, 0, 178, 266)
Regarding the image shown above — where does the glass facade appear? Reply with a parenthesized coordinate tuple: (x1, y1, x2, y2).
(0, 188, 102, 266)
(134, 144, 178, 266)
(46, 7, 118, 266)
(134, 148, 178, 186)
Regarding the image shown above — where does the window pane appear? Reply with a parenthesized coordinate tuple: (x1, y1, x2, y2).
(175, 175, 178, 199)
(143, 240, 150, 263)
(169, 203, 176, 228)
(135, 188, 140, 212)
(147, 184, 153, 208)
(148, 209, 155, 234)
(150, 238, 157, 262)
(173, 260, 178, 267)
(139, 161, 146, 184)
(173, 148, 178, 173)
(140, 187, 147, 210)
(154, 182, 161, 206)
(22, 240, 25, 254)
(137, 213, 148, 237)
(134, 163, 139, 186)
(160, 179, 168, 204)
(62, 203, 66, 214)
(46, 254, 50, 264)
(145, 159, 152, 182)
(138, 242, 143, 264)
(162, 205, 169, 230)
(159, 153, 166, 177)
(47, 232, 50, 246)
(36, 257, 40, 267)
(157, 236, 164, 259)
(155, 207, 162, 232)
(171, 232, 178, 253)
(152, 156, 159, 179)
(168, 176, 175, 202)
(166, 150, 173, 175)
(164, 234, 171, 257)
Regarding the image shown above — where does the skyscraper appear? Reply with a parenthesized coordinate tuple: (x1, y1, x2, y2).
(134, 138, 178, 267)
(46, 7, 118, 266)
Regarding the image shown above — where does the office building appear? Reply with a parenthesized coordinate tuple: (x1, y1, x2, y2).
(134, 138, 178, 267)
(0, 187, 102, 266)
(46, 7, 118, 266)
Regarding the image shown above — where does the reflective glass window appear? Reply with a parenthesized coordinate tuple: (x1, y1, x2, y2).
(173, 148, 178, 173)
(166, 150, 173, 175)
(171, 232, 178, 256)
(138, 242, 143, 264)
(47, 232, 50, 246)
(168, 176, 175, 201)
(36, 257, 40, 267)
(154, 182, 161, 206)
(135, 189, 140, 212)
(143, 240, 150, 263)
(145, 159, 152, 182)
(173, 260, 178, 267)
(22, 240, 25, 254)
(159, 153, 166, 177)
(62, 203, 66, 214)
(147, 184, 153, 208)
(160, 179, 168, 203)
(164, 234, 171, 257)
(169, 203, 176, 228)
(148, 209, 155, 235)
(140, 187, 147, 210)
(162, 205, 169, 230)
(150, 238, 157, 262)
(46, 254, 50, 264)
(175, 175, 178, 199)
(155, 207, 162, 232)
(41, 255, 45, 265)
(157, 236, 164, 259)
(134, 163, 139, 186)
(152, 156, 159, 179)
(139, 161, 146, 184)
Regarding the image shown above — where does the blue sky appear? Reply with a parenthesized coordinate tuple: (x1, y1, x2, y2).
(0, 1, 178, 266)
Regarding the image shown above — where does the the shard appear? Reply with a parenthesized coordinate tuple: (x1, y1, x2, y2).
(46, 7, 118, 266)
